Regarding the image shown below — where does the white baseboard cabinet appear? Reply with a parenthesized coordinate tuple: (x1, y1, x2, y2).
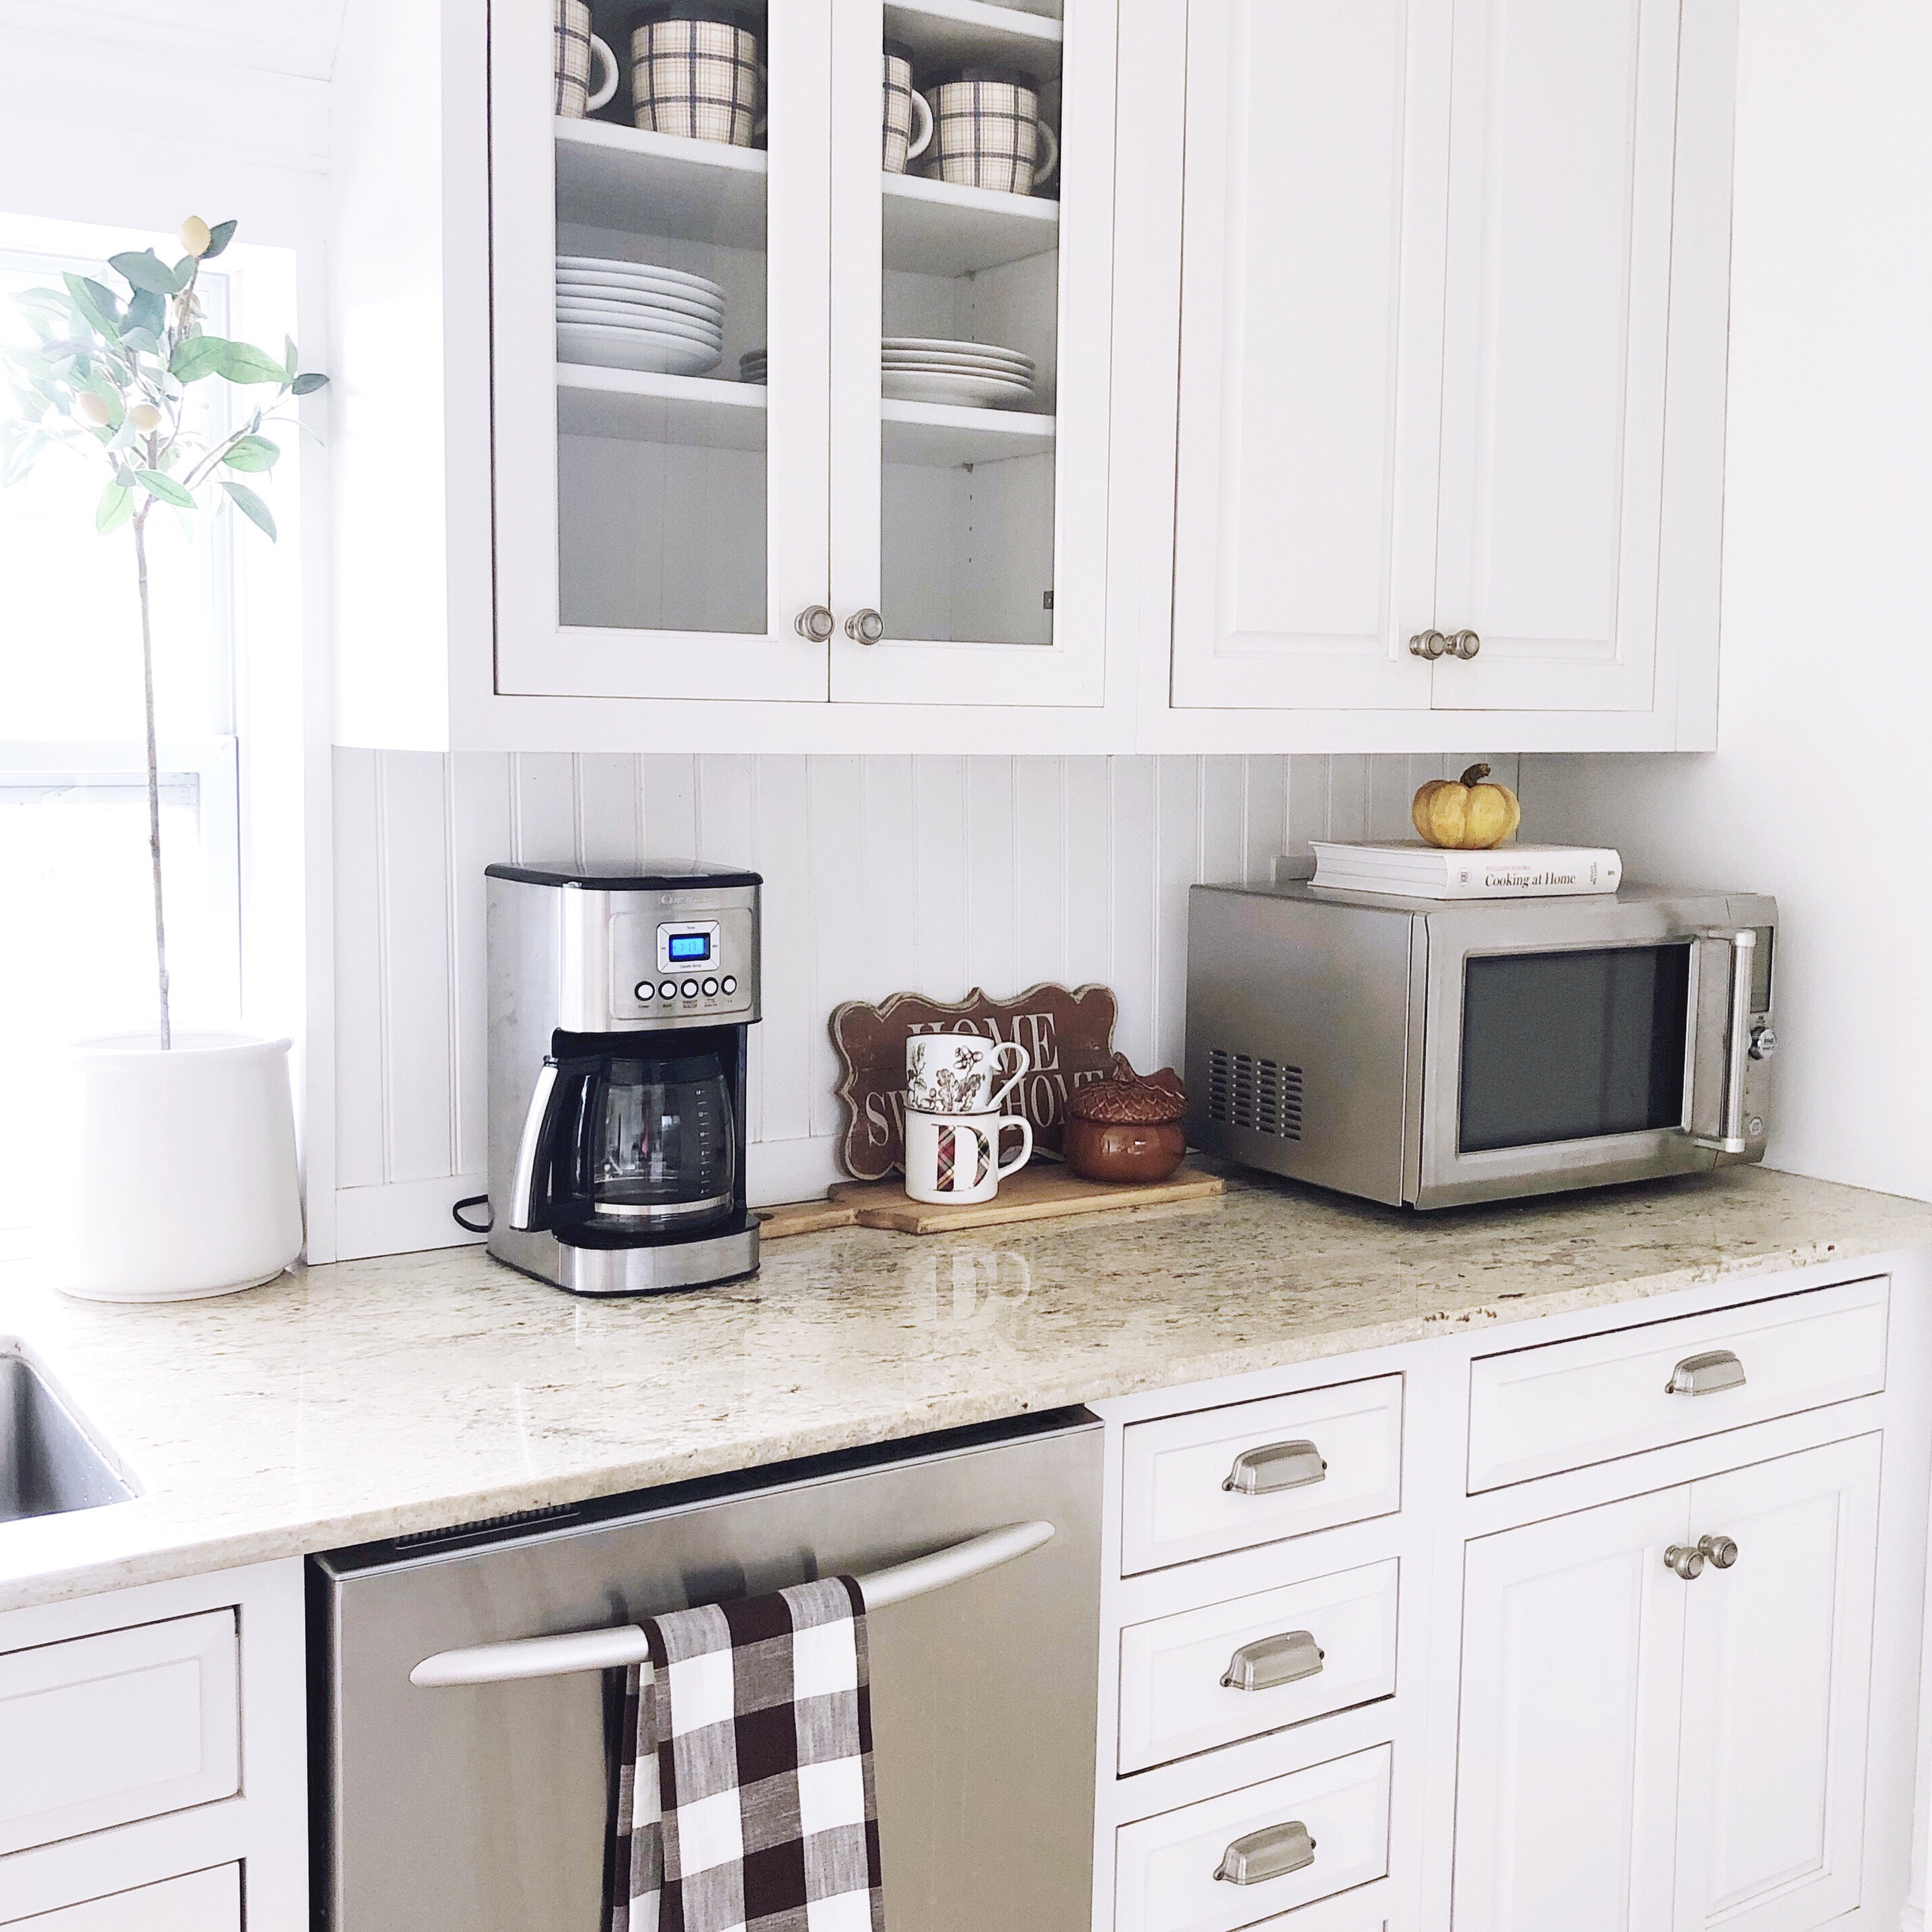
(1091, 1250, 1932, 1932)
(0, 1562, 305, 1931)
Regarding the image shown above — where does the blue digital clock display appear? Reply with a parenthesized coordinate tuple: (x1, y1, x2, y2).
(667, 932, 712, 963)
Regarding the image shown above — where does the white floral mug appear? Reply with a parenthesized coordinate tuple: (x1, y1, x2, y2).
(906, 1033, 1029, 1115)
(904, 1108, 1032, 1205)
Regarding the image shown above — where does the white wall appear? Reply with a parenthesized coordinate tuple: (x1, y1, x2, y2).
(326, 750, 1516, 1259)
(1526, 0, 1932, 1201)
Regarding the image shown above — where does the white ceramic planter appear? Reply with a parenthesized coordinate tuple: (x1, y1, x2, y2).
(51, 1030, 304, 1303)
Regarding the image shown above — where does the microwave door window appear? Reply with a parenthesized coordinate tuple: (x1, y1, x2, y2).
(1458, 943, 1693, 1154)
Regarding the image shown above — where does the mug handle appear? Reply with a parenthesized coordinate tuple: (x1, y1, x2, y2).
(587, 33, 620, 112)
(1031, 117, 1060, 189)
(908, 89, 935, 161)
(994, 1115, 1034, 1181)
(988, 1041, 1031, 1113)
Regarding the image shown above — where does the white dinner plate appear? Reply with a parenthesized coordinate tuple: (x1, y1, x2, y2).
(883, 334, 1027, 358)
(882, 342, 1031, 364)
(555, 301, 723, 341)
(555, 310, 722, 349)
(556, 282, 725, 324)
(881, 368, 1033, 406)
(557, 256, 724, 294)
(882, 350, 1036, 376)
(556, 322, 722, 376)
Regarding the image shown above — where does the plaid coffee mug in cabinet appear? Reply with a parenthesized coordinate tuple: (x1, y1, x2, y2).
(629, 2, 765, 147)
(883, 43, 935, 174)
(924, 65, 1060, 196)
(555, 0, 619, 117)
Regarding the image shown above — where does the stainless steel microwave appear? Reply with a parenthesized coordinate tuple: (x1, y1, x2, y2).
(1184, 881, 1777, 1209)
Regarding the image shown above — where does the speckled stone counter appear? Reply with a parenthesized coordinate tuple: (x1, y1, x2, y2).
(3, 1165, 1930, 1613)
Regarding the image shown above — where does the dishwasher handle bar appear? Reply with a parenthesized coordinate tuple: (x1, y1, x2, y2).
(408, 1519, 1056, 1688)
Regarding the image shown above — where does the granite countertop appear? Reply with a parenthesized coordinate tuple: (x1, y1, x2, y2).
(3, 1165, 1930, 1614)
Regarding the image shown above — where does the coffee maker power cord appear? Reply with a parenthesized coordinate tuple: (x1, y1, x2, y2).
(451, 1195, 492, 1234)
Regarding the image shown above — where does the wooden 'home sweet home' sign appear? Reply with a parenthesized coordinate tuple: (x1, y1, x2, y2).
(828, 983, 1120, 1180)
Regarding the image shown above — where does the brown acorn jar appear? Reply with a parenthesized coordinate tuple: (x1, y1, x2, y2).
(1064, 1055, 1189, 1185)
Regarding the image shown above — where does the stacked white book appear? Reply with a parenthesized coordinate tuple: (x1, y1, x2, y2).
(1307, 841, 1623, 900)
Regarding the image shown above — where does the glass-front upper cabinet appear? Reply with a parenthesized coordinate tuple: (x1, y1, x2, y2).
(488, 0, 1115, 711)
(830, 0, 1115, 706)
(492, 0, 834, 702)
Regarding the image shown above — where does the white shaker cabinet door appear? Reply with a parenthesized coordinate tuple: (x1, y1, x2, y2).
(1429, 0, 1682, 713)
(1671, 1435, 1880, 1932)
(1168, 0, 1448, 710)
(1454, 1488, 1688, 1932)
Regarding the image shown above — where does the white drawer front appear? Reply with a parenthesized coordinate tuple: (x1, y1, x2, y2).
(0, 1611, 239, 1856)
(1119, 1559, 1399, 1774)
(1115, 1743, 1391, 1932)
(2, 1863, 240, 1930)
(1122, 1377, 1403, 1576)
(1467, 1278, 1889, 1492)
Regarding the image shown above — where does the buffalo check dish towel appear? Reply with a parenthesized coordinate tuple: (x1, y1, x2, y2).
(611, 1576, 886, 1932)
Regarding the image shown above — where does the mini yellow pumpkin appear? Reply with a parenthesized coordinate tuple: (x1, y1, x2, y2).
(1411, 762, 1521, 850)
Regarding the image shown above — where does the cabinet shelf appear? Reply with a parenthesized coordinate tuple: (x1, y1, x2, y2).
(883, 172, 1060, 275)
(885, 0, 1064, 81)
(555, 117, 767, 247)
(883, 398, 1055, 466)
(557, 364, 767, 450)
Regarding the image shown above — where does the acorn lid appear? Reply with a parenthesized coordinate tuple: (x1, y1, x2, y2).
(1068, 1055, 1187, 1125)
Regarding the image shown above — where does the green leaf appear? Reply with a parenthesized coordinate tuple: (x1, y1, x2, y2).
(220, 478, 275, 539)
(220, 433, 279, 472)
(134, 467, 195, 508)
(201, 219, 237, 259)
(171, 255, 199, 291)
(170, 334, 227, 383)
(96, 481, 132, 533)
(3, 430, 47, 488)
(109, 250, 177, 298)
(290, 371, 329, 395)
(62, 273, 120, 339)
(284, 334, 297, 377)
(125, 288, 166, 338)
(214, 340, 290, 385)
(119, 328, 161, 356)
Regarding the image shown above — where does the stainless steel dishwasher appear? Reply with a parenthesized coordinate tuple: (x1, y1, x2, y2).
(311, 1408, 1102, 1931)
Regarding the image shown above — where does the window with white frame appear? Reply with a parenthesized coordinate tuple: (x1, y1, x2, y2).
(0, 224, 244, 1253)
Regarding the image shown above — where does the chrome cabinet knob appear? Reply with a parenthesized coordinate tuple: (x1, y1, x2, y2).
(1699, 1533, 1739, 1570)
(1408, 629, 1448, 659)
(1448, 629, 1482, 659)
(1215, 1819, 1315, 1885)
(1749, 1024, 1778, 1061)
(845, 607, 886, 644)
(794, 604, 836, 642)
(1666, 1349, 1746, 1397)
(1220, 1629, 1324, 1693)
(1665, 1543, 1707, 1581)
(1222, 1439, 1327, 1495)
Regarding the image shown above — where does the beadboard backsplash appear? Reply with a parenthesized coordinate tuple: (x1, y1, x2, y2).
(330, 750, 1520, 1259)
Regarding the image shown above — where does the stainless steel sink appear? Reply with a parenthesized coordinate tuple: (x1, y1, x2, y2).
(1, 1347, 134, 1524)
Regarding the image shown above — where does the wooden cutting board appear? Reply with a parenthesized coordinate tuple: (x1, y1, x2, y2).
(825, 1161, 1224, 1235)
(756, 1198, 861, 1240)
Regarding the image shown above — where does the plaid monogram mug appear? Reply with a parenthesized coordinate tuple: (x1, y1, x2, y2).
(922, 64, 1060, 196)
(903, 1108, 1033, 1206)
(554, 0, 619, 118)
(629, 2, 765, 147)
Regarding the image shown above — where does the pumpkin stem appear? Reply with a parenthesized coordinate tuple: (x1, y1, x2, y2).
(1458, 762, 1492, 786)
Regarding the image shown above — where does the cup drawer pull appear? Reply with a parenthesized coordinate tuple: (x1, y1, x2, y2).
(1222, 1438, 1328, 1495)
(1666, 1349, 1747, 1396)
(1220, 1628, 1325, 1693)
(1214, 1818, 1316, 1885)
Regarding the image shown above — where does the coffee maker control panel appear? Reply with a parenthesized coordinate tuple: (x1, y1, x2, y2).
(608, 905, 758, 1025)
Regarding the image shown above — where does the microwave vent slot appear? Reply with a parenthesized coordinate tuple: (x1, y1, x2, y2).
(1209, 1049, 1304, 1141)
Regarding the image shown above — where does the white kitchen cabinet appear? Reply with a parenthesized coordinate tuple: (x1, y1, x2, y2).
(1127, 0, 1741, 751)
(332, 0, 1123, 752)
(1454, 1435, 1880, 1932)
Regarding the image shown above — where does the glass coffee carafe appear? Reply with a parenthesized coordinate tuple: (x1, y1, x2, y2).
(533, 1039, 738, 1236)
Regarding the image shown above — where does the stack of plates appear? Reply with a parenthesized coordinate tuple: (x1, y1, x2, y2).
(882, 336, 1034, 408)
(739, 349, 767, 385)
(556, 255, 724, 376)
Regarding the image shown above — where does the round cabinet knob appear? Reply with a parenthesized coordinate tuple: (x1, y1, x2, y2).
(794, 604, 836, 642)
(1699, 1533, 1740, 1570)
(1448, 629, 1482, 659)
(1749, 1024, 1778, 1061)
(1664, 1543, 1707, 1581)
(845, 608, 886, 644)
(1408, 630, 1448, 659)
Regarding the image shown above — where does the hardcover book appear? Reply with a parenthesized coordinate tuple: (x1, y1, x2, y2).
(1304, 841, 1623, 900)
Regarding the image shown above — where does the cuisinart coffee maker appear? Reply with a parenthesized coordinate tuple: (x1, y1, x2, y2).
(484, 863, 760, 1295)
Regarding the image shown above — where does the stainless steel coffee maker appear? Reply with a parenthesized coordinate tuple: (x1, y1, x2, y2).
(484, 863, 760, 1295)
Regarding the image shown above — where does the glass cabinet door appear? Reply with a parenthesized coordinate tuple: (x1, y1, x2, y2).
(828, 0, 1115, 706)
(492, 0, 834, 701)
